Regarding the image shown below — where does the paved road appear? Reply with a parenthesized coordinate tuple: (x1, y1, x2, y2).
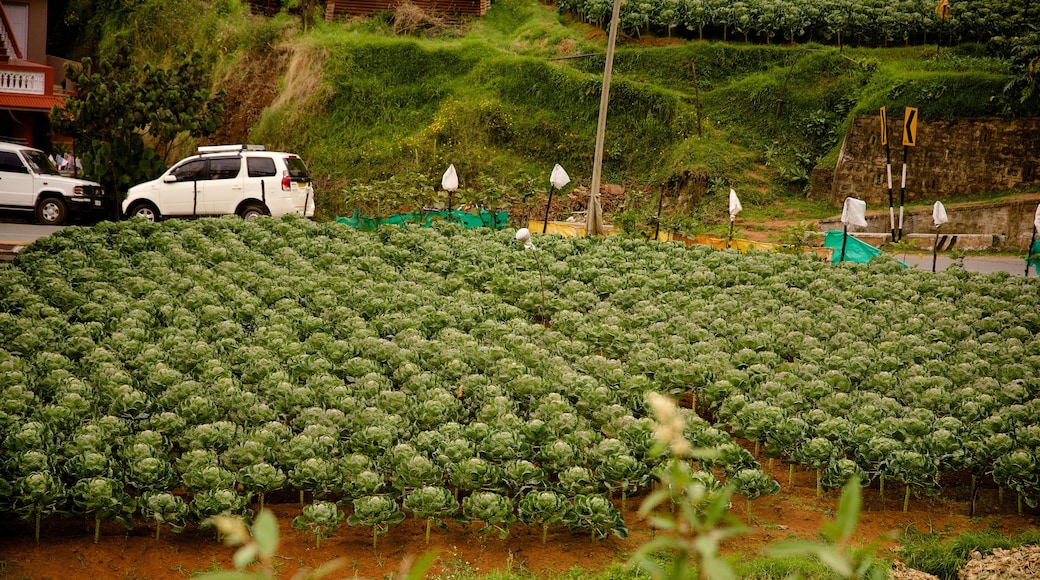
(897, 253, 1036, 276)
(0, 222, 65, 244)
(0, 222, 65, 261)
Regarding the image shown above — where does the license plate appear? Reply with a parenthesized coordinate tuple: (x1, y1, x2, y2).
(94, 200, 102, 206)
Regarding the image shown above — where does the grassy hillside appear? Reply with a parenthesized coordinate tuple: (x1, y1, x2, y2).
(102, 0, 1030, 230)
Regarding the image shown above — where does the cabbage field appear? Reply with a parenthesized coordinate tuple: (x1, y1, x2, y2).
(1, 216, 1038, 545)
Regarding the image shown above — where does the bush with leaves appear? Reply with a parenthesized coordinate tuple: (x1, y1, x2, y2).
(570, 494, 628, 541)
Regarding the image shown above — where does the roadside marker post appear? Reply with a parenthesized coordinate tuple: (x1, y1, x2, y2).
(932, 201, 948, 273)
(899, 107, 918, 241)
(840, 197, 867, 263)
(728, 188, 743, 248)
(1027, 203, 1040, 276)
(880, 107, 894, 240)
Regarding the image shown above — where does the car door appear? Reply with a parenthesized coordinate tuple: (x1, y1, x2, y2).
(160, 159, 208, 217)
(199, 156, 243, 215)
(0, 151, 36, 209)
(245, 155, 278, 207)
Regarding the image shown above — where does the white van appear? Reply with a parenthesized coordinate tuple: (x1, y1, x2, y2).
(123, 145, 315, 221)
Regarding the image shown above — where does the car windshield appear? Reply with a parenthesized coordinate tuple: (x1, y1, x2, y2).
(22, 149, 61, 176)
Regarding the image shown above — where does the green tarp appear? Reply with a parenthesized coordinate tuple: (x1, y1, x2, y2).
(824, 230, 883, 264)
(337, 209, 509, 230)
(1029, 239, 1040, 270)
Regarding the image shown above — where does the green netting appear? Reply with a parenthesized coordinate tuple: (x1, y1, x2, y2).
(1028, 239, 1040, 269)
(824, 230, 883, 264)
(337, 209, 509, 230)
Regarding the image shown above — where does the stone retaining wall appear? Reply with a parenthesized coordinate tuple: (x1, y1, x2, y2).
(811, 116, 1040, 209)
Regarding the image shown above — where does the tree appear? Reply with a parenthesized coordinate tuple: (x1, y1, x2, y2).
(50, 43, 225, 215)
(1004, 30, 1040, 108)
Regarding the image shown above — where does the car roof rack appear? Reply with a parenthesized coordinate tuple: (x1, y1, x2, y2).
(196, 144, 266, 154)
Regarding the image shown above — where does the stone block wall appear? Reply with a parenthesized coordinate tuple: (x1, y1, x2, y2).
(811, 116, 1040, 208)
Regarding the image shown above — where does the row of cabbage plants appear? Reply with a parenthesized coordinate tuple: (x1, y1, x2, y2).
(0, 217, 777, 543)
(3, 216, 1037, 542)
(559, 0, 1038, 47)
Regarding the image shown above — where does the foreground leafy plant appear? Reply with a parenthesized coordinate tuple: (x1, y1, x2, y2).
(767, 476, 887, 580)
(462, 491, 516, 539)
(71, 477, 136, 544)
(10, 470, 66, 543)
(198, 509, 344, 580)
(630, 393, 746, 580)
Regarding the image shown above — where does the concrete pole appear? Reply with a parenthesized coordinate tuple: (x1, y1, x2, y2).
(587, 0, 623, 236)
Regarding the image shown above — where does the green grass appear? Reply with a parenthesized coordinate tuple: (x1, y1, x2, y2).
(99, 0, 1029, 227)
(897, 528, 1040, 580)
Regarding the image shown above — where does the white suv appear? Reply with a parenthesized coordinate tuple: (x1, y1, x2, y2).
(0, 141, 110, 225)
(123, 145, 315, 221)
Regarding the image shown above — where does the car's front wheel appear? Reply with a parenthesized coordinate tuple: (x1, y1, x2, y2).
(36, 196, 67, 225)
(239, 203, 267, 221)
(126, 201, 161, 222)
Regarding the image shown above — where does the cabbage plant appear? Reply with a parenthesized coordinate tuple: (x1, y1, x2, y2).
(11, 470, 66, 543)
(461, 491, 515, 538)
(141, 492, 188, 539)
(346, 495, 405, 550)
(71, 477, 136, 543)
(569, 494, 627, 541)
(517, 490, 571, 544)
(403, 485, 459, 544)
(292, 500, 344, 548)
(237, 462, 287, 513)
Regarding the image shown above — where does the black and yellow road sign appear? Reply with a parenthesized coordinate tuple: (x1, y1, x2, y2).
(936, 0, 951, 19)
(879, 107, 888, 146)
(902, 107, 918, 147)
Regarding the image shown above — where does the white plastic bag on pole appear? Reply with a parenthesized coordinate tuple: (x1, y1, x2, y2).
(729, 189, 742, 218)
(932, 201, 948, 228)
(550, 164, 570, 189)
(441, 164, 459, 192)
(841, 197, 867, 228)
(516, 227, 536, 251)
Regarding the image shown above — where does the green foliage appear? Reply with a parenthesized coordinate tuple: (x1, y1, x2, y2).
(50, 44, 225, 200)
(462, 491, 516, 538)
(71, 476, 136, 543)
(140, 492, 189, 539)
(556, 0, 1039, 47)
(517, 490, 572, 544)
